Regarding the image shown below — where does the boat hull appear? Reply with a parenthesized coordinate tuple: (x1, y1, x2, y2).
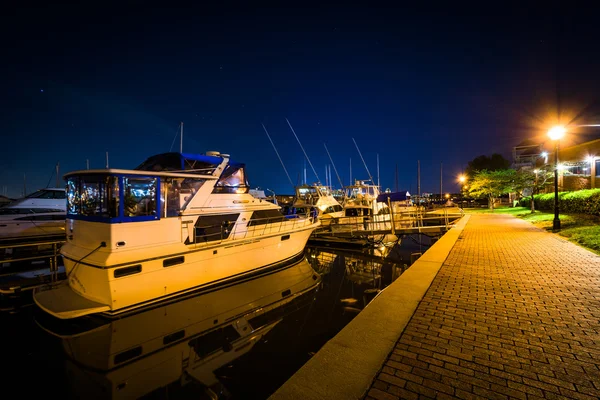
(34, 226, 315, 318)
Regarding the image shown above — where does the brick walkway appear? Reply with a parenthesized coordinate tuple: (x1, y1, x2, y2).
(365, 214, 600, 400)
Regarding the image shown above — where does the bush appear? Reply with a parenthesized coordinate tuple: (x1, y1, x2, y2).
(518, 189, 600, 216)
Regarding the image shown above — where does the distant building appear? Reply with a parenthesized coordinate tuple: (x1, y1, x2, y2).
(511, 139, 545, 171)
(513, 135, 600, 192)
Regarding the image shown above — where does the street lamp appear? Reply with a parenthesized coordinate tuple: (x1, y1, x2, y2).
(548, 125, 566, 231)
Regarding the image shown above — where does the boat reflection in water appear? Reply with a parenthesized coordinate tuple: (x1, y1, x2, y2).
(35, 257, 321, 399)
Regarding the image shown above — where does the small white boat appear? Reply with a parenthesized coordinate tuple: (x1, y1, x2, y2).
(36, 257, 321, 399)
(0, 188, 66, 239)
(34, 151, 320, 319)
(290, 184, 344, 225)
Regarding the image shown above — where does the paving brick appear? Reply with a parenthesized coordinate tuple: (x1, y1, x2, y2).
(365, 388, 399, 400)
(378, 372, 407, 389)
(362, 214, 600, 400)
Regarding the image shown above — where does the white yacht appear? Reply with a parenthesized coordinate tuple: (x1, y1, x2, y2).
(0, 187, 66, 239)
(36, 258, 321, 399)
(33, 151, 320, 319)
(290, 184, 344, 225)
(332, 180, 390, 233)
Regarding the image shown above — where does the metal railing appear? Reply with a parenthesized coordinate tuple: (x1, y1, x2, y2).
(189, 212, 317, 246)
(325, 207, 464, 237)
(0, 236, 65, 294)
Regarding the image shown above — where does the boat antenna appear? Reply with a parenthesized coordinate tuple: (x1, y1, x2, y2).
(262, 123, 294, 190)
(352, 137, 374, 184)
(180, 121, 183, 153)
(377, 154, 380, 188)
(106, 151, 109, 169)
(56, 162, 60, 187)
(286, 118, 320, 184)
(323, 143, 345, 189)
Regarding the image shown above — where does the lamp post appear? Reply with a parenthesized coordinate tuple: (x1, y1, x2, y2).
(548, 126, 566, 231)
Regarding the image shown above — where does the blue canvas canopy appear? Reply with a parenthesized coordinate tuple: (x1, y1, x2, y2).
(376, 190, 411, 203)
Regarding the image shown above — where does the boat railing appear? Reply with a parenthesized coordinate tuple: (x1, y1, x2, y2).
(238, 212, 315, 239)
(327, 206, 464, 235)
(0, 236, 65, 294)
(191, 212, 316, 244)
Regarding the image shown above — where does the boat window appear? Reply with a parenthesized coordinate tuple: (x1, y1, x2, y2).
(324, 205, 343, 214)
(213, 165, 249, 194)
(24, 189, 66, 199)
(297, 187, 318, 201)
(67, 175, 120, 218)
(193, 214, 239, 243)
(248, 209, 286, 226)
(114, 264, 142, 278)
(124, 177, 158, 217)
(160, 177, 206, 217)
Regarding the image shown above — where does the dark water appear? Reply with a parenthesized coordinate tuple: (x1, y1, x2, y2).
(0, 233, 435, 399)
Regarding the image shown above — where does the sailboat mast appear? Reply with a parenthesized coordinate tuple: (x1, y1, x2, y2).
(106, 152, 109, 169)
(395, 163, 398, 192)
(56, 162, 59, 187)
(352, 138, 374, 184)
(286, 118, 320, 183)
(323, 143, 345, 190)
(440, 162, 443, 201)
(417, 160, 421, 198)
(377, 154, 380, 188)
(180, 122, 183, 153)
(304, 159, 307, 185)
(349, 158, 352, 185)
(262, 123, 294, 189)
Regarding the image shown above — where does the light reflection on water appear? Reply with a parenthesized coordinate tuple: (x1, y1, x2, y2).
(0, 233, 436, 399)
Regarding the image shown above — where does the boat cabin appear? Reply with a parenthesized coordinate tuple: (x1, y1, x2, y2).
(64, 152, 249, 223)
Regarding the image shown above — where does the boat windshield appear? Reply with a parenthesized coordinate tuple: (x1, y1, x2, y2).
(213, 164, 249, 194)
(297, 187, 318, 202)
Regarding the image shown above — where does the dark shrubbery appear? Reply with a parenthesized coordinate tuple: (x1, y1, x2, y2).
(518, 189, 600, 216)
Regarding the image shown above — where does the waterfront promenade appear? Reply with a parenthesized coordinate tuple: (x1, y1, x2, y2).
(271, 213, 600, 399)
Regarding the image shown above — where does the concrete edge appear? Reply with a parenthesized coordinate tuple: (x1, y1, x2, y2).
(269, 214, 471, 400)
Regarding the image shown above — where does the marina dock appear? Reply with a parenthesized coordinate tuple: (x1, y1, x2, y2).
(271, 213, 600, 399)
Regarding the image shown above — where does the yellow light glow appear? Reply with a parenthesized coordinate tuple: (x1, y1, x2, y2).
(548, 126, 566, 141)
(458, 175, 466, 183)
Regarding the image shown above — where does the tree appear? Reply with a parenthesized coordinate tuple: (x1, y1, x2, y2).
(465, 154, 511, 177)
(518, 167, 553, 213)
(466, 169, 516, 210)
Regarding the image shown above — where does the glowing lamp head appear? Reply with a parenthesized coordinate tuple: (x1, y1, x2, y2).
(458, 175, 466, 183)
(548, 126, 566, 141)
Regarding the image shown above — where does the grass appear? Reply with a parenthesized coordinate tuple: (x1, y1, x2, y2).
(463, 206, 600, 255)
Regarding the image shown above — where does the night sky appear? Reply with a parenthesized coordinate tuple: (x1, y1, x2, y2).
(3, 3, 600, 198)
